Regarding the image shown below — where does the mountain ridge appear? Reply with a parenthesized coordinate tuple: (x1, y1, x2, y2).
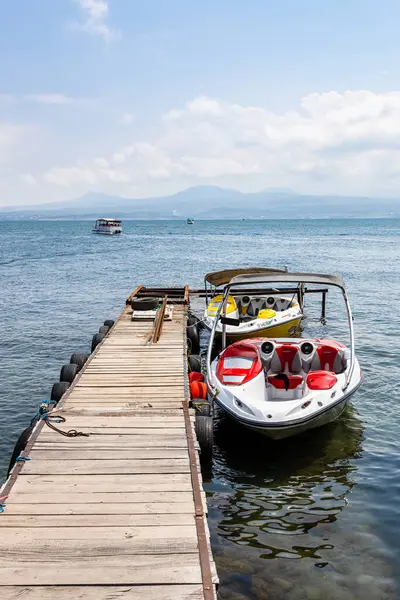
(0, 185, 399, 219)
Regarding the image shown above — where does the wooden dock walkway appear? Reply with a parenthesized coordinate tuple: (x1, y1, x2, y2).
(0, 295, 218, 599)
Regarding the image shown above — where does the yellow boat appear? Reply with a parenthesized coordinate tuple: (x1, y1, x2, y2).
(203, 268, 303, 340)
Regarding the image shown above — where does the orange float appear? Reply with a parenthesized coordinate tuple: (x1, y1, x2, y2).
(190, 381, 208, 399)
(189, 372, 204, 384)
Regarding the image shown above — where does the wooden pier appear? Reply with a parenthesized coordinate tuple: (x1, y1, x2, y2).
(0, 287, 218, 599)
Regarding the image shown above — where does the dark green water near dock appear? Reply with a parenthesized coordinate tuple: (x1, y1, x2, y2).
(0, 219, 399, 599)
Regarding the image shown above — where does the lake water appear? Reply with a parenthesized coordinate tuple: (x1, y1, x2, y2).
(0, 218, 399, 599)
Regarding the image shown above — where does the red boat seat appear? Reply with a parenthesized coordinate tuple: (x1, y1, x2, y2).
(270, 344, 302, 374)
(306, 371, 337, 390)
(311, 344, 347, 374)
(217, 341, 263, 385)
(268, 375, 303, 390)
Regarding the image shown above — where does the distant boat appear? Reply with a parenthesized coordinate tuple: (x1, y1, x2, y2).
(92, 218, 122, 235)
(187, 218, 194, 225)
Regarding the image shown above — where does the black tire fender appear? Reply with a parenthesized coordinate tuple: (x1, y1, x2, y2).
(131, 297, 159, 311)
(91, 332, 105, 352)
(188, 314, 200, 330)
(60, 363, 78, 383)
(192, 400, 211, 417)
(70, 353, 89, 371)
(7, 425, 34, 476)
(188, 354, 202, 373)
(195, 415, 213, 458)
(51, 381, 70, 403)
(187, 324, 200, 354)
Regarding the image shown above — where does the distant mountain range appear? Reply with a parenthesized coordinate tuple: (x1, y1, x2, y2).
(0, 186, 399, 219)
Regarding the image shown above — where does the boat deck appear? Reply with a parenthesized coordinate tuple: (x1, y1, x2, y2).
(0, 298, 217, 599)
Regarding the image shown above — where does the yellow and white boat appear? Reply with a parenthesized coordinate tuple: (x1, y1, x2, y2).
(202, 268, 303, 341)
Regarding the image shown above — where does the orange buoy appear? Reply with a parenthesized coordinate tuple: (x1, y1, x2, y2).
(190, 381, 208, 400)
(189, 371, 204, 384)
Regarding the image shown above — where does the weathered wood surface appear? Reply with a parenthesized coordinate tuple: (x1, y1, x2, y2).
(2, 585, 205, 600)
(0, 304, 217, 598)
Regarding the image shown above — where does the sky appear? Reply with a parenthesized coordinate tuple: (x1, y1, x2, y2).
(2, 0, 400, 206)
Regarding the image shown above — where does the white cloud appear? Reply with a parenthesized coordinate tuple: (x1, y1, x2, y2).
(120, 113, 135, 125)
(0, 123, 32, 160)
(20, 173, 37, 185)
(25, 93, 77, 105)
(40, 91, 400, 197)
(75, 0, 119, 42)
(0, 93, 85, 105)
(44, 166, 98, 187)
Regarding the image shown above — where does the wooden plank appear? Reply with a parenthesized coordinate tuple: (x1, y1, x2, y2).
(75, 383, 185, 388)
(21, 458, 191, 475)
(58, 408, 185, 416)
(84, 369, 184, 373)
(0, 554, 202, 586)
(63, 400, 184, 405)
(2, 502, 195, 515)
(68, 392, 184, 397)
(0, 514, 195, 528)
(30, 449, 189, 460)
(9, 492, 195, 504)
(34, 436, 192, 447)
(2, 524, 198, 542)
(35, 427, 187, 435)
(64, 399, 185, 404)
(66, 390, 185, 396)
(47, 417, 187, 426)
(76, 375, 185, 380)
(1, 585, 204, 600)
(10, 473, 192, 492)
(63, 400, 185, 406)
(91, 356, 184, 360)
(0, 534, 198, 556)
(75, 383, 186, 388)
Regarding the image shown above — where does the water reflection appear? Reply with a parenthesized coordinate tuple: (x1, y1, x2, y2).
(206, 408, 397, 600)
(211, 406, 363, 551)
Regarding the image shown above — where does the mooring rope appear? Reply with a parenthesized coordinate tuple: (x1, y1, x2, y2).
(38, 401, 90, 438)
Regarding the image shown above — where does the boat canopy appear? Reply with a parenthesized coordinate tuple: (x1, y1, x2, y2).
(96, 218, 121, 223)
(228, 271, 345, 290)
(204, 267, 286, 288)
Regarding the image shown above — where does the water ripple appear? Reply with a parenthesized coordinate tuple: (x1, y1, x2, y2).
(1, 218, 399, 600)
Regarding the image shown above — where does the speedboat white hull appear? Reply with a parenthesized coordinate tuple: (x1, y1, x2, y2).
(208, 338, 362, 440)
(215, 381, 359, 439)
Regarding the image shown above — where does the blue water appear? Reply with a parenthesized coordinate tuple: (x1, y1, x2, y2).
(0, 219, 399, 599)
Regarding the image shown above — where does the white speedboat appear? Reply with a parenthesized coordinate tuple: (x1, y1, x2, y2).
(203, 268, 303, 340)
(206, 271, 362, 440)
(92, 218, 122, 235)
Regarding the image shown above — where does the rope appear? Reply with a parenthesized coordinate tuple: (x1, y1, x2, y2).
(193, 401, 209, 410)
(43, 414, 90, 438)
(38, 400, 90, 438)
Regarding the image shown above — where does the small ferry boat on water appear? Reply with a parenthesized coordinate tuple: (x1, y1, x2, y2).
(92, 218, 122, 235)
(187, 217, 194, 224)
